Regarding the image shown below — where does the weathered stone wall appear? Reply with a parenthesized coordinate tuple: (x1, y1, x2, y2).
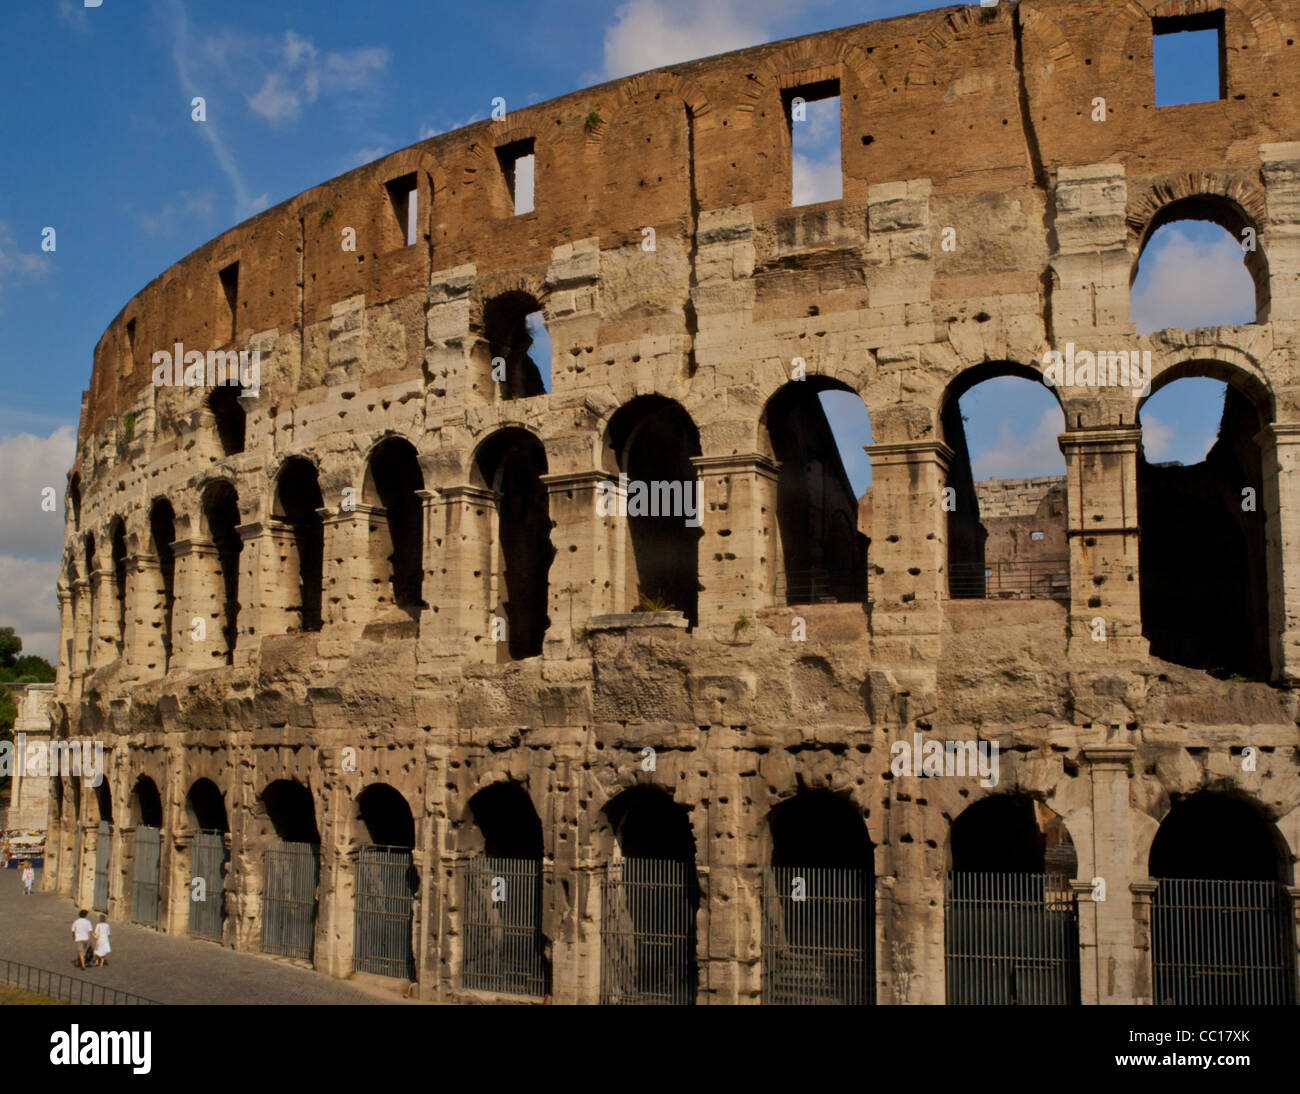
(42, 0, 1300, 1004)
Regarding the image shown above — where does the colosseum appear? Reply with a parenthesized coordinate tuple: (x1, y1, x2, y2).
(41, 0, 1300, 1005)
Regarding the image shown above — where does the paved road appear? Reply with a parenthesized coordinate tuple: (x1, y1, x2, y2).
(0, 869, 405, 1004)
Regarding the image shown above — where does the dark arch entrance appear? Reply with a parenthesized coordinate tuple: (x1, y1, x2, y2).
(149, 500, 176, 670)
(363, 437, 425, 615)
(458, 782, 549, 998)
(259, 779, 320, 962)
(128, 776, 163, 927)
(1149, 792, 1295, 1005)
(201, 481, 242, 664)
(185, 779, 229, 942)
(353, 784, 416, 980)
(945, 795, 1080, 1005)
(600, 786, 698, 1005)
(763, 791, 874, 1004)
(274, 457, 325, 633)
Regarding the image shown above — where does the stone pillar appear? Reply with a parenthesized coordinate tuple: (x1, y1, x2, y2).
(1257, 423, 1300, 683)
(1083, 743, 1138, 1005)
(691, 454, 781, 634)
(864, 439, 952, 662)
(73, 577, 93, 679)
(1059, 428, 1146, 659)
(1130, 879, 1157, 1006)
(420, 741, 450, 1000)
(169, 538, 234, 671)
(1260, 142, 1300, 324)
(126, 552, 165, 680)
(319, 506, 367, 628)
(55, 588, 73, 691)
(234, 521, 271, 665)
(423, 486, 495, 662)
(541, 470, 617, 650)
(89, 568, 118, 670)
(1050, 163, 1131, 337)
(701, 744, 751, 1002)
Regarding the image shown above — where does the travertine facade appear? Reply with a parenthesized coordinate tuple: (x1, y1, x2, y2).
(43, 0, 1300, 1003)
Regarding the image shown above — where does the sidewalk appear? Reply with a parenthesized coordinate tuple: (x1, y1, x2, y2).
(0, 869, 402, 1004)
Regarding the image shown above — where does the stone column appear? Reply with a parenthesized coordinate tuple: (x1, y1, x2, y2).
(423, 485, 495, 663)
(1257, 423, 1300, 683)
(233, 521, 269, 666)
(700, 743, 750, 1002)
(691, 454, 781, 634)
(1083, 743, 1139, 1005)
(89, 568, 118, 670)
(126, 552, 165, 680)
(1130, 879, 1157, 1006)
(55, 587, 72, 691)
(1059, 428, 1146, 659)
(864, 439, 952, 662)
(540, 470, 617, 651)
(319, 506, 366, 628)
(168, 539, 221, 671)
(73, 577, 93, 679)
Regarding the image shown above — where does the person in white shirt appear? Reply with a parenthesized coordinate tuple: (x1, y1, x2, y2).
(21, 863, 34, 895)
(71, 910, 93, 969)
(91, 915, 111, 967)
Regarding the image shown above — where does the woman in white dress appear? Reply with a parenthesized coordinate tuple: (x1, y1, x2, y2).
(91, 915, 111, 967)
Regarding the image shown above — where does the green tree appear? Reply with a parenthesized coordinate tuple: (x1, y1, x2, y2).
(0, 627, 20, 669)
(0, 655, 55, 684)
(0, 686, 15, 811)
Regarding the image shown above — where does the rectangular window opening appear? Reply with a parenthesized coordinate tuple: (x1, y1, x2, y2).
(385, 172, 420, 247)
(218, 262, 239, 343)
(1153, 12, 1226, 106)
(783, 79, 842, 208)
(496, 138, 535, 216)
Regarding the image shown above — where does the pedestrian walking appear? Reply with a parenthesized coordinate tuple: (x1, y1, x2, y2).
(71, 909, 93, 969)
(91, 915, 111, 967)
(21, 861, 34, 895)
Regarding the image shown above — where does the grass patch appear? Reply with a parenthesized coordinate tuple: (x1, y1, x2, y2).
(1, 984, 65, 1005)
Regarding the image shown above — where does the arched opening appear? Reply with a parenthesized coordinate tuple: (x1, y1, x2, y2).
(362, 437, 425, 615)
(1130, 196, 1266, 332)
(941, 365, 1068, 601)
(185, 778, 229, 942)
(1148, 792, 1295, 1004)
(259, 779, 320, 961)
(92, 783, 113, 913)
(762, 791, 874, 1004)
(353, 784, 417, 980)
(209, 384, 246, 456)
(149, 500, 176, 670)
(273, 457, 325, 633)
(1138, 367, 1270, 679)
(128, 775, 163, 927)
(459, 782, 549, 997)
(763, 382, 871, 605)
(83, 533, 97, 659)
(604, 397, 702, 625)
(201, 481, 242, 663)
(109, 520, 127, 655)
(483, 291, 550, 399)
(599, 786, 698, 1005)
(68, 474, 82, 532)
(945, 795, 1079, 1005)
(474, 429, 553, 660)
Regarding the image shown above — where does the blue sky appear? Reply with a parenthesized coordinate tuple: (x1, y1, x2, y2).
(0, 0, 1252, 655)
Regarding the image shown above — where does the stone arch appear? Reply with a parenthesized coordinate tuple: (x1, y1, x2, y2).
(739, 36, 889, 118)
(1102, 0, 1283, 76)
(272, 455, 326, 633)
(460, 779, 544, 859)
(128, 774, 163, 829)
(258, 778, 320, 845)
(1137, 346, 1274, 421)
(361, 435, 426, 614)
(199, 480, 242, 663)
(184, 777, 229, 832)
(905, 5, 1011, 98)
(1150, 789, 1292, 882)
(584, 72, 713, 150)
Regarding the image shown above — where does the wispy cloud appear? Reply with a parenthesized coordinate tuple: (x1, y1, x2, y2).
(231, 30, 389, 125)
(1131, 225, 1255, 333)
(0, 427, 76, 561)
(57, 0, 92, 34)
(971, 406, 1067, 480)
(0, 221, 53, 307)
(137, 189, 217, 236)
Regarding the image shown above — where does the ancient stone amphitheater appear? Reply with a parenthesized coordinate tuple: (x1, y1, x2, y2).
(43, 0, 1300, 1004)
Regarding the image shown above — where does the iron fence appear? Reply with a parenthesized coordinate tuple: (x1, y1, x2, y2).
(0, 959, 161, 1006)
(458, 855, 548, 997)
(948, 558, 1070, 601)
(777, 567, 869, 606)
(600, 857, 697, 1005)
(261, 840, 318, 961)
(1151, 877, 1297, 1006)
(189, 830, 228, 941)
(945, 872, 1080, 1005)
(92, 821, 111, 913)
(72, 825, 82, 904)
(354, 845, 417, 980)
(131, 825, 161, 927)
(762, 865, 874, 1004)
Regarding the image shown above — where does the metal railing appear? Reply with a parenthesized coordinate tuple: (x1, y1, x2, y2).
(458, 855, 548, 997)
(948, 559, 1069, 601)
(1151, 878, 1297, 1006)
(945, 872, 1080, 1005)
(261, 840, 318, 960)
(189, 830, 227, 941)
(355, 845, 417, 980)
(0, 959, 161, 1006)
(762, 865, 874, 1005)
(131, 825, 161, 927)
(600, 858, 698, 1005)
(777, 567, 869, 606)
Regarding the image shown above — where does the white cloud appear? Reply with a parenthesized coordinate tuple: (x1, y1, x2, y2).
(1141, 413, 1175, 462)
(58, 0, 91, 34)
(603, 0, 804, 79)
(0, 220, 53, 302)
(244, 31, 389, 125)
(0, 428, 76, 561)
(1131, 226, 1255, 333)
(137, 190, 217, 236)
(792, 153, 841, 206)
(0, 556, 62, 662)
(972, 407, 1067, 480)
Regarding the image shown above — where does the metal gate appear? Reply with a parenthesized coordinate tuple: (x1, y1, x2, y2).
(261, 840, 318, 960)
(762, 865, 874, 1004)
(92, 822, 111, 912)
(354, 845, 416, 979)
(459, 855, 548, 996)
(600, 858, 697, 1005)
(130, 825, 161, 927)
(1151, 878, 1297, 1005)
(945, 872, 1080, 1005)
(71, 825, 82, 904)
(189, 830, 228, 941)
